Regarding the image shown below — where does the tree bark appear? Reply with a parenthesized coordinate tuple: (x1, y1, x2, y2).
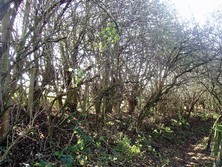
(0, 0, 22, 139)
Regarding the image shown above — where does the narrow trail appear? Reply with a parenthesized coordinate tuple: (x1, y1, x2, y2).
(151, 116, 216, 166)
(183, 136, 213, 166)
(176, 117, 214, 166)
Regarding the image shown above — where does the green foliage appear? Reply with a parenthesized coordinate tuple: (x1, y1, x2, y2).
(100, 22, 120, 50)
(92, 135, 117, 166)
(0, 146, 13, 165)
(135, 135, 160, 157)
(34, 160, 52, 167)
(54, 151, 73, 167)
(152, 124, 175, 141)
(68, 68, 86, 87)
(75, 68, 86, 87)
(114, 133, 141, 161)
(196, 112, 219, 121)
(211, 123, 222, 166)
(171, 116, 190, 128)
(151, 119, 193, 145)
(54, 126, 94, 166)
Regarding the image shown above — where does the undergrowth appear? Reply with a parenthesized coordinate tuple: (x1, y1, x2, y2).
(0, 112, 215, 166)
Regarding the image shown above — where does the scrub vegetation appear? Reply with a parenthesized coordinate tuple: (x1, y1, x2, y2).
(0, 0, 222, 166)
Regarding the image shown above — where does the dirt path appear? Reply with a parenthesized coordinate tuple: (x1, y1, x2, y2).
(151, 116, 216, 166)
(175, 117, 214, 166)
(183, 136, 214, 166)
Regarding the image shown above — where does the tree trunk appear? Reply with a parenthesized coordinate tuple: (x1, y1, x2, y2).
(0, 0, 22, 139)
(128, 96, 138, 115)
(137, 91, 162, 129)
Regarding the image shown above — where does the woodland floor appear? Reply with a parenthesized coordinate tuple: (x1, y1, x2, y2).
(153, 115, 215, 166)
(0, 110, 216, 167)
